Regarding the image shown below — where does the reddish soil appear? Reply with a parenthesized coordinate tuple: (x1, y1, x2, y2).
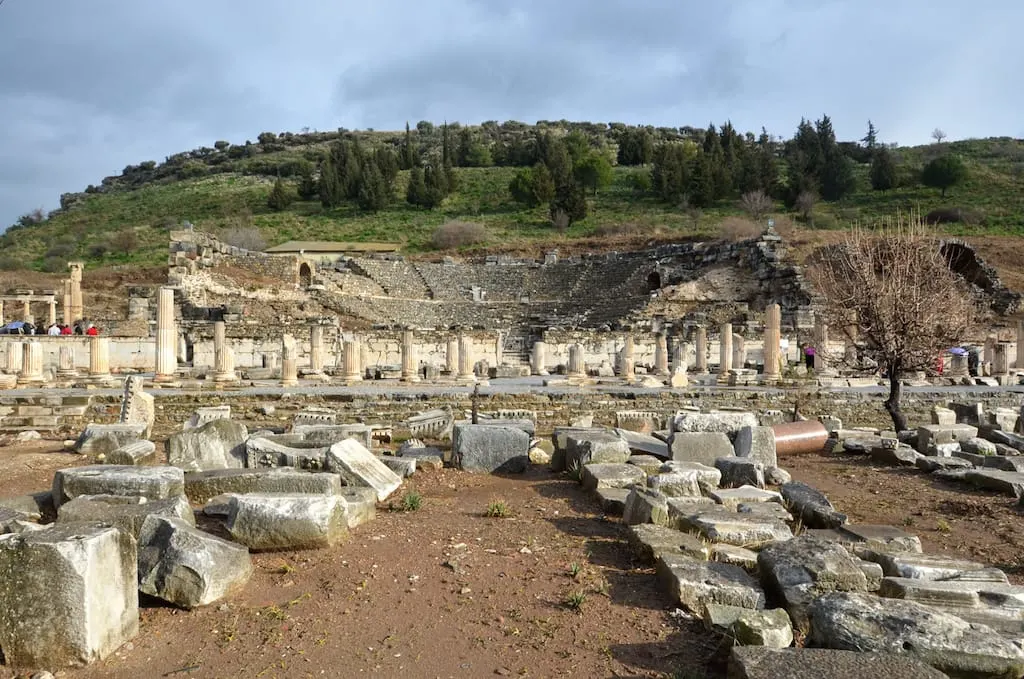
(0, 440, 1021, 679)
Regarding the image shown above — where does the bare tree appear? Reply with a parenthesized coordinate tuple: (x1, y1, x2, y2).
(220, 226, 266, 251)
(739, 190, 772, 221)
(809, 216, 979, 431)
(551, 209, 570, 234)
(932, 128, 947, 144)
(795, 191, 817, 225)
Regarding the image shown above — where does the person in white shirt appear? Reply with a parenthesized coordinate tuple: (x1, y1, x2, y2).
(48, 324, 61, 336)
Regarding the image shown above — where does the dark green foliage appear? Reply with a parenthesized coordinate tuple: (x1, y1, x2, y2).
(573, 149, 613, 195)
(456, 128, 493, 167)
(703, 125, 730, 199)
(820, 150, 857, 201)
(688, 150, 715, 208)
(870, 147, 897, 191)
(862, 120, 878, 149)
(419, 164, 448, 208)
(297, 165, 318, 200)
(564, 130, 590, 165)
(539, 133, 573, 188)
(406, 166, 427, 206)
(617, 127, 654, 165)
(258, 132, 277, 145)
(319, 156, 343, 208)
(401, 122, 417, 170)
(922, 154, 968, 197)
(509, 163, 556, 207)
(651, 143, 692, 203)
(549, 180, 587, 227)
(267, 177, 294, 211)
(356, 162, 390, 212)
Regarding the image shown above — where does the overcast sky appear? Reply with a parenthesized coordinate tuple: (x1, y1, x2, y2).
(1, 0, 1021, 227)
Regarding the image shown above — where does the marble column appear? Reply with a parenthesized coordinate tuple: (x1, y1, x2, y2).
(719, 323, 733, 373)
(89, 336, 110, 380)
(620, 335, 635, 380)
(949, 352, 968, 377)
(457, 334, 474, 381)
(530, 341, 548, 376)
(567, 344, 586, 378)
(18, 341, 44, 385)
(68, 262, 84, 323)
(401, 329, 420, 382)
(63, 280, 72, 326)
(673, 342, 690, 373)
(6, 342, 22, 373)
(154, 287, 177, 382)
(695, 327, 708, 373)
(213, 321, 237, 382)
(0, 299, 4, 325)
(22, 300, 31, 323)
(494, 332, 504, 367)
(812, 316, 828, 372)
(993, 343, 1010, 376)
(47, 299, 57, 328)
(309, 325, 325, 374)
(343, 338, 362, 382)
(445, 337, 458, 375)
(763, 304, 781, 379)
(654, 334, 669, 376)
(1017, 321, 1024, 370)
(281, 334, 298, 387)
(57, 345, 77, 378)
(732, 334, 746, 370)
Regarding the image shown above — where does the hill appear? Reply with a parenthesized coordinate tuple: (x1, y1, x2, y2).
(1, 120, 1023, 272)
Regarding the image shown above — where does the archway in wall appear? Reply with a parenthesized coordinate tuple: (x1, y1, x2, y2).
(646, 271, 662, 292)
(299, 263, 312, 288)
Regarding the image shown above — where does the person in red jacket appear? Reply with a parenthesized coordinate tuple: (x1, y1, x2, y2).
(60, 325, 73, 335)
(85, 324, 99, 336)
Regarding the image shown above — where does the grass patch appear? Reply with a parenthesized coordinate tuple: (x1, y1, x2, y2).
(564, 590, 587, 612)
(400, 491, 423, 512)
(485, 499, 511, 518)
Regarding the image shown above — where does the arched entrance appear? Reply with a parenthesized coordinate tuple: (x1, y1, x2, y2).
(299, 262, 312, 288)
(646, 271, 662, 292)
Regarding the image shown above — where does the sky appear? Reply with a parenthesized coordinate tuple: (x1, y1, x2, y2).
(1, 0, 1022, 227)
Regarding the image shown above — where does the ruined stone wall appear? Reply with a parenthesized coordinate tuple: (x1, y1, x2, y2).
(168, 230, 299, 288)
(0, 337, 154, 372)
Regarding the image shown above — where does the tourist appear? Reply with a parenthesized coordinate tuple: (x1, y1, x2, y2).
(60, 324, 73, 335)
(73, 322, 83, 335)
(47, 323, 61, 336)
(803, 344, 815, 369)
(86, 324, 99, 336)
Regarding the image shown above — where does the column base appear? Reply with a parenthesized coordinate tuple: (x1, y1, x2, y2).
(16, 376, 47, 387)
(153, 374, 177, 384)
(212, 372, 238, 383)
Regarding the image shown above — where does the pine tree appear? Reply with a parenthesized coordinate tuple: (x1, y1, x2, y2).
(869, 147, 897, 191)
(862, 120, 878, 150)
(406, 166, 426, 206)
(688, 150, 715, 208)
(401, 122, 417, 170)
(318, 156, 342, 208)
(267, 177, 293, 211)
(573, 149, 613, 195)
(820, 150, 857, 201)
(297, 164, 318, 201)
(338, 141, 364, 200)
(702, 124, 730, 199)
(422, 164, 447, 208)
(541, 133, 573, 188)
(549, 180, 587, 227)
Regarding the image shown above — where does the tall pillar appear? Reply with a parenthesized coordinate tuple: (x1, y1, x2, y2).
(445, 337, 458, 375)
(732, 333, 746, 370)
(1017, 321, 1024, 370)
(212, 321, 237, 383)
(695, 327, 708, 373)
(620, 335, 635, 380)
(400, 329, 420, 382)
(47, 299, 57, 328)
(57, 345, 77, 378)
(68, 262, 84, 323)
(654, 334, 669, 376)
(6, 342, 22, 373)
(281, 334, 298, 387)
(457, 334, 474, 381)
(993, 343, 1010, 376)
(0, 299, 5, 325)
(22, 300, 31, 323)
(342, 338, 362, 382)
(494, 332, 504, 367)
(17, 342, 44, 386)
(763, 304, 781, 379)
(719, 323, 733, 373)
(154, 287, 177, 382)
(673, 342, 690, 373)
(88, 336, 111, 380)
(62, 280, 72, 325)
(309, 325, 325, 374)
(531, 341, 548, 376)
(812, 315, 828, 372)
(567, 344, 586, 378)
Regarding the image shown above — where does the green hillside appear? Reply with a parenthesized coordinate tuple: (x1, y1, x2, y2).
(2, 121, 1022, 271)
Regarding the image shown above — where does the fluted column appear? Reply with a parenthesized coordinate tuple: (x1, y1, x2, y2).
(401, 329, 420, 382)
(993, 343, 1010, 376)
(732, 333, 746, 370)
(673, 342, 690, 373)
(445, 337, 458, 375)
(309, 325, 325, 374)
(654, 334, 669, 376)
(763, 304, 781, 379)
(213, 321, 237, 382)
(695, 327, 708, 373)
(812, 316, 828, 372)
(17, 342, 44, 385)
(5, 343, 22, 373)
(88, 336, 110, 380)
(567, 344, 585, 378)
(457, 334, 474, 381)
(343, 338, 362, 382)
(57, 344, 77, 377)
(531, 341, 548, 376)
(21, 300, 31, 323)
(154, 287, 177, 382)
(620, 335, 635, 379)
(719, 323, 733, 373)
(281, 334, 298, 387)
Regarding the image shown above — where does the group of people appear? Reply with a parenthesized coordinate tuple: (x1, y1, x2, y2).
(43, 322, 100, 336)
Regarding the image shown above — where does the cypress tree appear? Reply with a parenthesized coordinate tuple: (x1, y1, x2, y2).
(357, 162, 389, 212)
(267, 177, 293, 211)
(319, 156, 342, 208)
(297, 164, 318, 200)
(406, 166, 426, 206)
(870, 147, 897, 191)
(401, 122, 416, 170)
(688, 150, 715, 208)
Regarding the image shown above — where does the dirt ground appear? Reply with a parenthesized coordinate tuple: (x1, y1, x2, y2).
(0, 439, 1022, 679)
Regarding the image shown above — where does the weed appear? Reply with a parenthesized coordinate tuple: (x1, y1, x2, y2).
(567, 462, 582, 483)
(401, 491, 423, 512)
(486, 500, 511, 518)
(592, 577, 611, 597)
(273, 561, 296, 575)
(564, 590, 587, 612)
(936, 519, 952, 534)
(568, 562, 582, 579)
(262, 605, 288, 621)
(902, 516, 915, 527)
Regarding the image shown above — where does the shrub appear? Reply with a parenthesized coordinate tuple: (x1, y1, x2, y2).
(718, 217, 761, 242)
(485, 500, 511, 518)
(111, 228, 139, 254)
(430, 221, 489, 250)
(0, 256, 25, 271)
(400, 491, 423, 511)
(41, 256, 66, 273)
(220, 226, 266, 251)
(739, 190, 772, 221)
(924, 207, 985, 227)
(88, 243, 109, 258)
(45, 243, 76, 259)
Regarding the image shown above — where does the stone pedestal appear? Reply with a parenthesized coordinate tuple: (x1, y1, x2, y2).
(212, 321, 237, 383)
(763, 304, 781, 379)
(89, 336, 111, 382)
(309, 325, 325, 375)
(17, 341, 45, 386)
(401, 329, 420, 382)
(457, 335, 474, 381)
(57, 345, 77, 378)
(812, 316, 828, 372)
(719, 323, 733, 374)
(445, 337, 458, 375)
(342, 339, 362, 382)
(654, 334, 669, 376)
(567, 344, 586, 378)
(949, 353, 969, 377)
(620, 335, 635, 380)
(531, 341, 548, 376)
(281, 335, 299, 387)
(695, 327, 708, 373)
(154, 287, 177, 383)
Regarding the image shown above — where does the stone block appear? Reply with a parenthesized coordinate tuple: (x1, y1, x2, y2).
(294, 423, 375, 450)
(183, 468, 342, 505)
(676, 507, 793, 548)
(932, 406, 957, 426)
(964, 469, 1024, 498)
(672, 410, 758, 437)
(808, 592, 1024, 679)
(710, 544, 759, 570)
(52, 465, 185, 508)
(453, 424, 530, 474)
(614, 429, 669, 458)
(710, 486, 782, 510)
(563, 429, 631, 468)
(661, 460, 722, 493)
(165, 419, 248, 472)
(377, 455, 416, 478)
(57, 494, 194, 539)
(703, 603, 793, 649)
(780, 481, 847, 529)
(73, 423, 147, 456)
(715, 457, 766, 489)
(727, 647, 950, 679)
(764, 466, 792, 485)
(626, 523, 709, 564)
(0, 522, 138, 667)
(580, 463, 645, 492)
(733, 425, 778, 467)
(627, 454, 667, 475)
(647, 468, 702, 498)
(837, 524, 923, 553)
(623, 486, 671, 526)
(879, 577, 1024, 635)
(245, 436, 331, 471)
(984, 455, 1024, 473)
(326, 439, 402, 502)
(397, 446, 444, 470)
(669, 431, 735, 466)
(863, 550, 1006, 582)
(594, 487, 630, 515)
(917, 456, 974, 473)
(758, 536, 869, 627)
(871, 443, 924, 467)
(0, 491, 50, 521)
(737, 501, 792, 522)
(226, 493, 348, 550)
(339, 487, 377, 528)
(916, 424, 979, 454)
(183, 405, 231, 430)
(962, 437, 997, 456)
(656, 552, 765, 612)
(105, 440, 157, 466)
(138, 515, 253, 609)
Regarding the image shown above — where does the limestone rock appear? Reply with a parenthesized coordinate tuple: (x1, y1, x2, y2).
(226, 493, 348, 550)
(340, 487, 377, 529)
(623, 486, 671, 526)
(0, 522, 138, 667)
(863, 551, 1006, 582)
(808, 591, 1024, 679)
(15, 430, 41, 442)
(615, 429, 670, 459)
(326, 439, 402, 502)
(703, 603, 794, 648)
(52, 465, 185, 508)
(627, 454, 668, 475)
(765, 465, 792, 486)
(916, 424, 979, 454)
(453, 424, 530, 474)
(73, 423, 147, 456)
(962, 437, 997, 456)
(676, 507, 793, 548)
(563, 429, 632, 468)
(715, 456, 766, 489)
(710, 485, 782, 510)
(165, 419, 248, 472)
(138, 515, 253, 609)
(838, 524, 923, 554)
(183, 468, 342, 504)
(734, 425, 778, 467)
(661, 460, 722, 493)
(528, 447, 551, 465)
(917, 456, 974, 473)
(656, 552, 765, 612)
(727, 647, 950, 679)
(183, 405, 232, 430)
(105, 440, 158, 466)
(964, 469, 1024, 498)
(57, 494, 194, 539)
(647, 467, 703, 497)
(594, 487, 630, 515)
(737, 501, 793, 522)
(626, 523, 709, 564)
(672, 410, 759, 437)
(780, 481, 847, 529)
(377, 455, 416, 478)
(669, 431, 735, 466)
(710, 544, 759, 570)
(579, 463, 645, 492)
(878, 577, 1024, 634)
